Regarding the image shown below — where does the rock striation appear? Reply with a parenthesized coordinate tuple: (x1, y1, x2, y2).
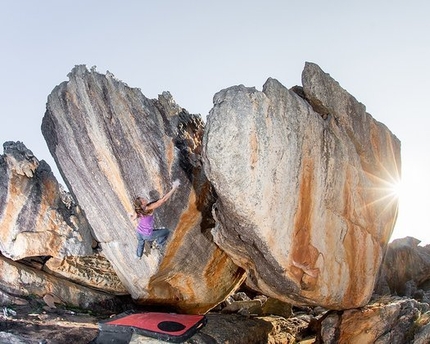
(41, 65, 244, 314)
(203, 62, 401, 309)
(43, 254, 128, 295)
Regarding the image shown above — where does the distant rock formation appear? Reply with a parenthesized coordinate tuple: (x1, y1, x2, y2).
(375, 237, 430, 299)
(0, 141, 128, 307)
(41, 65, 244, 314)
(0, 141, 93, 260)
(202, 62, 401, 309)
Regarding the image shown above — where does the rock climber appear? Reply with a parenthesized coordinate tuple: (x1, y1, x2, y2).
(130, 179, 180, 258)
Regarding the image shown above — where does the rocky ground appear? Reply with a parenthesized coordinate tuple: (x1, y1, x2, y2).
(0, 294, 315, 344)
(0, 300, 103, 344)
(2, 291, 430, 343)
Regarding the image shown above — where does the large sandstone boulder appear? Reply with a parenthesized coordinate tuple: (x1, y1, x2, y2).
(203, 62, 401, 309)
(41, 65, 244, 314)
(0, 141, 94, 260)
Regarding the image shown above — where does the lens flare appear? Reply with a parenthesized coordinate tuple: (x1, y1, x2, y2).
(389, 180, 403, 200)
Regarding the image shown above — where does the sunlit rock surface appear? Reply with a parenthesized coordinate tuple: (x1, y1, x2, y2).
(42, 66, 244, 314)
(203, 62, 401, 309)
(0, 141, 94, 260)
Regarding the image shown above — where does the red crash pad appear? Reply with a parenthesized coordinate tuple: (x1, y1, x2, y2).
(98, 311, 206, 343)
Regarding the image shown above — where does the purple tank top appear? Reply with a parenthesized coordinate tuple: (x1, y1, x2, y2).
(136, 214, 154, 236)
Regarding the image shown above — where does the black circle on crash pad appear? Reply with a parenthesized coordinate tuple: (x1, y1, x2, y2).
(157, 320, 186, 332)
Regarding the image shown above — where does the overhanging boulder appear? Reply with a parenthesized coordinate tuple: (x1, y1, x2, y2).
(202, 62, 401, 309)
(42, 66, 244, 314)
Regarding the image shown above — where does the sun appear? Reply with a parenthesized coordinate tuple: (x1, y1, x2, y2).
(389, 180, 403, 200)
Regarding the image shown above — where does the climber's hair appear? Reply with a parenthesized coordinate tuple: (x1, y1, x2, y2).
(133, 197, 153, 217)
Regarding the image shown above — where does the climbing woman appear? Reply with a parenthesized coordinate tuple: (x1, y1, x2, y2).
(131, 179, 180, 258)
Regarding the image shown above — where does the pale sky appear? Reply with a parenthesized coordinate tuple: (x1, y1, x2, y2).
(1, 1, 429, 245)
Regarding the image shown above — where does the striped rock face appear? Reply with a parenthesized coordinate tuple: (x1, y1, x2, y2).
(203, 62, 401, 309)
(42, 66, 244, 314)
